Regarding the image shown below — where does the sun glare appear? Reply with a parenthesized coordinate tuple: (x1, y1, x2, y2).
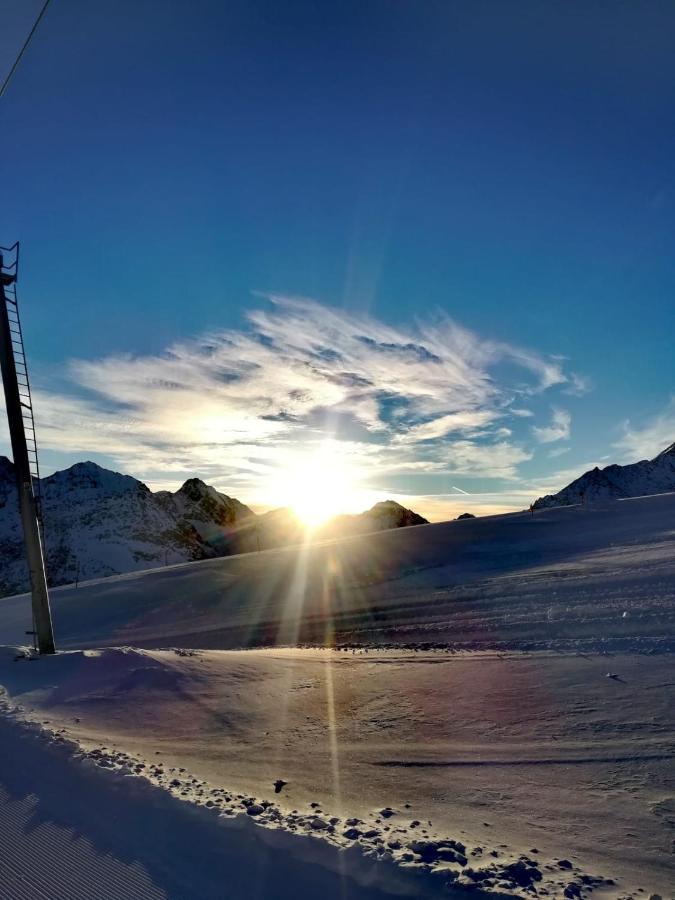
(278, 444, 366, 528)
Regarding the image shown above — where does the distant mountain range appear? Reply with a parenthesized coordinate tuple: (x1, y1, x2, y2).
(0, 459, 428, 598)
(533, 442, 675, 509)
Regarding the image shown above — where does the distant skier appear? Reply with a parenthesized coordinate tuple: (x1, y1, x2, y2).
(529, 503, 534, 517)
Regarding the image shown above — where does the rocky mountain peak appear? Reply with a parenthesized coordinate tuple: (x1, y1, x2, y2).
(43, 461, 150, 496)
(177, 477, 213, 501)
(171, 477, 255, 530)
(365, 500, 428, 528)
(534, 442, 675, 510)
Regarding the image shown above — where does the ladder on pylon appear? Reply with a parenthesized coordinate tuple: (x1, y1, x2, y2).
(0, 244, 44, 530)
(0, 242, 55, 653)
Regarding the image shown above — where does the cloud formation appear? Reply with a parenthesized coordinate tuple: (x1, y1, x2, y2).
(532, 408, 571, 444)
(21, 295, 583, 507)
(614, 397, 675, 461)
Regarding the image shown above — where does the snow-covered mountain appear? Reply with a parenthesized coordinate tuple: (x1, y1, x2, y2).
(226, 501, 429, 554)
(322, 500, 428, 537)
(533, 442, 675, 509)
(0, 459, 427, 597)
(0, 460, 256, 597)
(156, 478, 255, 551)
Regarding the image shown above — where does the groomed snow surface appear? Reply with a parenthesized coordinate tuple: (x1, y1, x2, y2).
(0, 493, 673, 899)
(0, 703, 452, 900)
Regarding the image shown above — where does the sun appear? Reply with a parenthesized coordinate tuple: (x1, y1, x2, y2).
(277, 443, 366, 529)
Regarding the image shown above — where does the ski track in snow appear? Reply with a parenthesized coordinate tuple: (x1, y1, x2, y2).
(0, 786, 165, 900)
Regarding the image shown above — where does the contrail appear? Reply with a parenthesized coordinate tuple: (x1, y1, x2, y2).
(451, 485, 470, 495)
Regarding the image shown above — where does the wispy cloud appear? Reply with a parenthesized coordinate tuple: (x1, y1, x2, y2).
(614, 397, 675, 461)
(394, 410, 498, 443)
(532, 408, 571, 443)
(441, 440, 533, 478)
(563, 372, 593, 397)
(548, 445, 571, 458)
(13, 295, 585, 509)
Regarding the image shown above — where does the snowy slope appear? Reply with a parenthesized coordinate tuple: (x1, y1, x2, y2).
(0, 490, 672, 653)
(0, 493, 673, 898)
(0, 705, 451, 900)
(534, 441, 675, 508)
(0, 646, 672, 898)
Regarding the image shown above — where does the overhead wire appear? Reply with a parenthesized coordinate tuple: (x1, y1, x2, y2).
(0, 1, 54, 649)
(0, 0, 53, 99)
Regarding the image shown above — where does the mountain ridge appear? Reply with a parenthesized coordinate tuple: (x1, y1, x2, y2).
(533, 442, 675, 509)
(0, 458, 428, 598)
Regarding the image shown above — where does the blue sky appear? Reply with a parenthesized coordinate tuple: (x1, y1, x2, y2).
(1, 0, 674, 519)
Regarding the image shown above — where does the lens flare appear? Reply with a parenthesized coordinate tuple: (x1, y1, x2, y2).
(277, 442, 367, 528)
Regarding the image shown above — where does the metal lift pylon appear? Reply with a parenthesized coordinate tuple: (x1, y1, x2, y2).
(0, 243, 55, 654)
